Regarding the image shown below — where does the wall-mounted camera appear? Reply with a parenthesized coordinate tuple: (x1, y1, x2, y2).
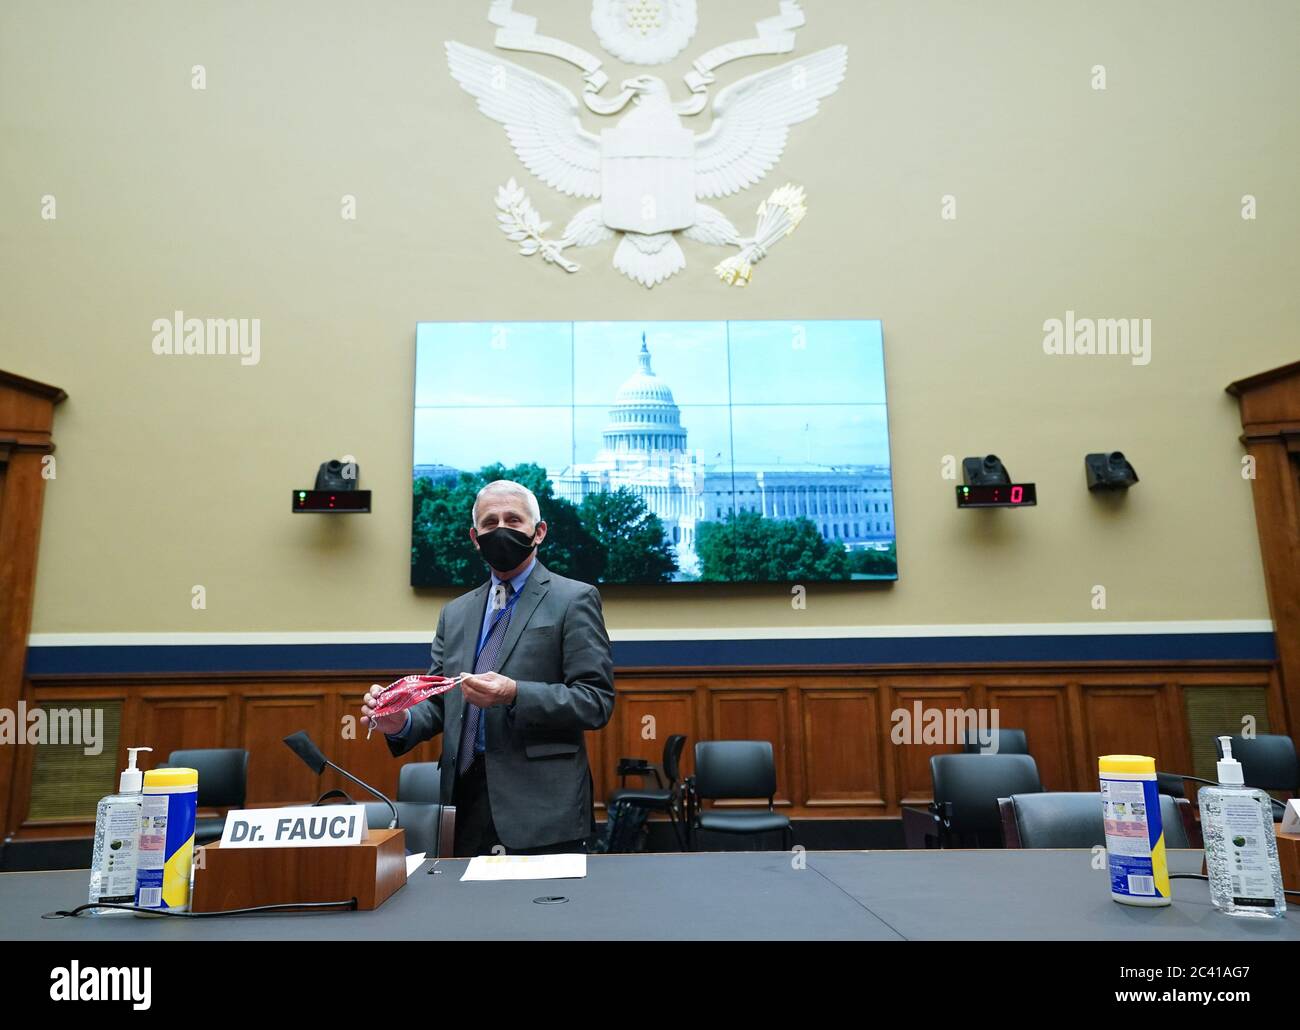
(1084, 451, 1139, 491)
(293, 457, 371, 513)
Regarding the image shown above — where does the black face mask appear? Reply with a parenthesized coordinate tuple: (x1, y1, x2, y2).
(475, 526, 537, 573)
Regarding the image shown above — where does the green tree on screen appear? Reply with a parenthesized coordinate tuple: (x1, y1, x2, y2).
(696, 511, 849, 582)
(579, 488, 678, 583)
(847, 542, 897, 578)
(412, 472, 482, 585)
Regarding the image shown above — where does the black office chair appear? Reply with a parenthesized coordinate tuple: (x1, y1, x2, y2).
(1155, 772, 1187, 799)
(361, 802, 455, 858)
(397, 761, 442, 803)
(1214, 735, 1298, 820)
(687, 741, 791, 851)
(607, 734, 687, 851)
(165, 748, 248, 845)
(960, 727, 1029, 755)
(998, 791, 1192, 849)
(928, 753, 1042, 847)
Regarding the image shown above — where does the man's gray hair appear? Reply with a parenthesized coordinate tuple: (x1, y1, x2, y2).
(472, 480, 541, 526)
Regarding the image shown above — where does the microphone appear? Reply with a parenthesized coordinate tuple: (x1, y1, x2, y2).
(282, 731, 399, 830)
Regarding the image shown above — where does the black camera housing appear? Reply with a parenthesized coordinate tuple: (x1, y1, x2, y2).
(1085, 452, 1139, 491)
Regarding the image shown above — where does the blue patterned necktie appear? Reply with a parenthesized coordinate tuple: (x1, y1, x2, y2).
(458, 580, 515, 775)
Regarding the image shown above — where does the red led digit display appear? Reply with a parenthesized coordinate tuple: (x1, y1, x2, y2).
(956, 483, 1037, 508)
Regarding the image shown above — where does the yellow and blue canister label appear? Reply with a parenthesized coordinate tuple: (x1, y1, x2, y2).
(1099, 755, 1171, 905)
(135, 768, 198, 911)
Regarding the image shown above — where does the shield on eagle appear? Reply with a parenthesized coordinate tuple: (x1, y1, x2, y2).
(599, 121, 695, 235)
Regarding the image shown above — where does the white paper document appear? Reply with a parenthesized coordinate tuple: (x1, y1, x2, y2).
(460, 853, 587, 881)
(405, 853, 427, 878)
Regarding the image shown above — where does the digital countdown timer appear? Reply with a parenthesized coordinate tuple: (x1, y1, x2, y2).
(292, 490, 372, 513)
(956, 483, 1037, 508)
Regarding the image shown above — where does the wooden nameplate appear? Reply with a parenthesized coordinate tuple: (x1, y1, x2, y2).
(191, 828, 407, 912)
(1275, 825, 1300, 892)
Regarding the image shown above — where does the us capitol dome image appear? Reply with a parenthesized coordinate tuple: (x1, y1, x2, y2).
(555, 336, 893, 579)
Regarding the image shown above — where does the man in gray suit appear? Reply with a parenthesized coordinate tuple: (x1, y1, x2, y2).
(362, 479, 615, 856)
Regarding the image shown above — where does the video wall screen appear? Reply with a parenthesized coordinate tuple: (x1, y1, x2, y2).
(411, 320, 896, 586)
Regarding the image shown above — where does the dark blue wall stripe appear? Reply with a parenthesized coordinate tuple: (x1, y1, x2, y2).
(23, 632, 1277, 677)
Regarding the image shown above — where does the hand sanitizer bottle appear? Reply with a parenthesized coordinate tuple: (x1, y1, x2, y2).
(87, 746, 152, 913)
(1199, 736, 1287, 918)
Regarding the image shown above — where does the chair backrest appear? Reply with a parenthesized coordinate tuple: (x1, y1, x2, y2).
(1215, 734, 1299, 792)
(662, 734, 687, 784)
(362, 801, 452, 857)
(166, 748, 248, 808)
(930, 753, 1042, 835)
(1002, 791, 1190, 849)
(397, 761, 442, 803)
(1155, 772, 1186, 798)
(694, 741, 776, 801)
(960, 727, 1029, 755)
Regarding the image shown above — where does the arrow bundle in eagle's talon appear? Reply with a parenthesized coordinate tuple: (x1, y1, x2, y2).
(366, 674, 468, 738)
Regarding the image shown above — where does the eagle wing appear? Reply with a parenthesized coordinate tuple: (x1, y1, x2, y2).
(693, 45, 848, 200)
(446, 41, 603, 198)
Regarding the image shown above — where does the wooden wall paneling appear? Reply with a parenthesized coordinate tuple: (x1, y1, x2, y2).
(800, 676, 886, 812)
(1078, 678, 1184, 775)
(784, 675, 806, 815)
(135, 687, 232, 770)
(1266, 666, 1290, 736)
(981, 679, 1073, 790)
(884, 678, 975, 807)
(692, 679, 711, 772)
(1065, 680, 1091, 789)
(707, 682, 791, 807)
(10, 661, 1283, 837)
(1166, 679, 1196, 785)
(240, 688, 334, 807)
(607, 684, 697, 780)
(875, 677, 901, 812)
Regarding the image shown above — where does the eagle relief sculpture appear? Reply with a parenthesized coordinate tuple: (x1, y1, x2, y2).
(446, 1, 847, 287)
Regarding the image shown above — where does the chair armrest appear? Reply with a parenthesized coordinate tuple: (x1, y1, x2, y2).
(437, 805, 457, 859)
(997, 797, 1022, 849)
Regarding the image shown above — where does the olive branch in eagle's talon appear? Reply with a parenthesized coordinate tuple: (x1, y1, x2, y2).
(494, 178, 580, 273)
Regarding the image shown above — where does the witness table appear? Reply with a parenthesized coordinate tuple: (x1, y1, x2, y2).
(2, 850, 1296, 941)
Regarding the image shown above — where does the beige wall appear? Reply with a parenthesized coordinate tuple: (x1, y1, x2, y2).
(3, 0, 1296, 636)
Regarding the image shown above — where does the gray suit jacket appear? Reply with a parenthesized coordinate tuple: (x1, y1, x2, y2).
(387, 560, 615, 848)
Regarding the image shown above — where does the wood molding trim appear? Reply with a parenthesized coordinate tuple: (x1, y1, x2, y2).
(0, 369, 66, 845)
(1227, 361, 1300, 730)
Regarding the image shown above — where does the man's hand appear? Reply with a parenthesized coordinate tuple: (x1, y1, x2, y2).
(461, 671, 518, 707)
(361, 686, 408, 736)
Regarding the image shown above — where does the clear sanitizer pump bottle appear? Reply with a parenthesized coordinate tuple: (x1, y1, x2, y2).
(88, 746, 152, 913)
(1198, 736, 1287, 918)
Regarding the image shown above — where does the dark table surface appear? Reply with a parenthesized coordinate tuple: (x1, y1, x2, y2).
(3, 849, 1296, 941)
